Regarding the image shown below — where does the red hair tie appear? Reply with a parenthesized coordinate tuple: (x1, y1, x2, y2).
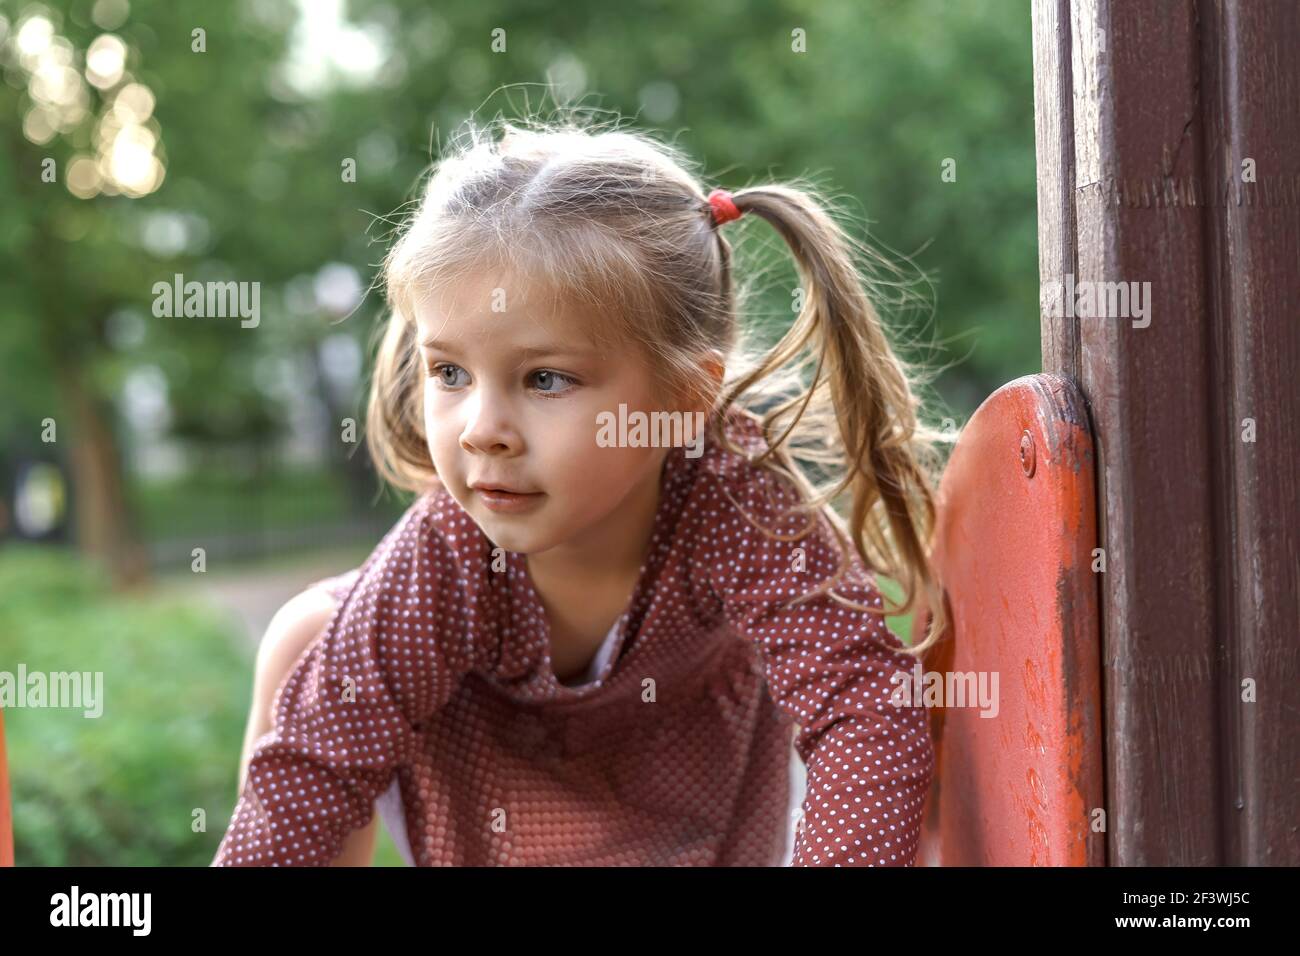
(707, 189, 742, 226)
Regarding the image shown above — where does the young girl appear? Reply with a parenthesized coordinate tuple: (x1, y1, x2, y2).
(214, 116, 945, 867)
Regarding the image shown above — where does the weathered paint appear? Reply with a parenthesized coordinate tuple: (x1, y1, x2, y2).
(917, 373, 1104, 866)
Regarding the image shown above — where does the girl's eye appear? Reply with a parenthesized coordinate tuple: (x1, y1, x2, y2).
(428, 363, 469, 388)
(530, 369, 577, 395)
(426, 363, 576, 396)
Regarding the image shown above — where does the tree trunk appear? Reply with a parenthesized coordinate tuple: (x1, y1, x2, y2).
(305, 344, 378, 515)
(56, 363, 151, 591)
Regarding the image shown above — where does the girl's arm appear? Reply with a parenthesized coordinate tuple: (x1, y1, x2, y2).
(213, 496, 472, 867)
(695, 468, 936, 867)
(235, 585, 379, 866)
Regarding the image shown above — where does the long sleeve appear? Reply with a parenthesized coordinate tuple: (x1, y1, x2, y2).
(213, 494, 474, 866)
(694, 466, 935, 866)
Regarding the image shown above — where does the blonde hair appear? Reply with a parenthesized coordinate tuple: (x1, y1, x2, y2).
(365, 109, 948, 655)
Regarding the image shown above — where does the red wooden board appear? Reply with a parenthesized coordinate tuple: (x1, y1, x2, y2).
(917, 373, 1104, 866)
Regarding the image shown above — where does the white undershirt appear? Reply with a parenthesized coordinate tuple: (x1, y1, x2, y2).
(559, 618, 623, 687)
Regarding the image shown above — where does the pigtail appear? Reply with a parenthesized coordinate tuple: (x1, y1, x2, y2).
(713, 184, 947, 657)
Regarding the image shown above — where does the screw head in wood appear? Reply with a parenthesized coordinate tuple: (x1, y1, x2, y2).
(1020, 430, 1036, 478)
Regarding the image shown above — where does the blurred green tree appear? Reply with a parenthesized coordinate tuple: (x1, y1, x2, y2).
(0, 0, 1037, 586)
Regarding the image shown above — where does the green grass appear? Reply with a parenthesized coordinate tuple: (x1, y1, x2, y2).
(0, 542, 411, 866)
(0, 543, 250, 865)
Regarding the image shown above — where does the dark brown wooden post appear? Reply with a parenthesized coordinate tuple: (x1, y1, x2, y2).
(1032, 0, 1299, 865)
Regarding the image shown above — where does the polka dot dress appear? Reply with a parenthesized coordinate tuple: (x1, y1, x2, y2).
(212, 408, 935, 866)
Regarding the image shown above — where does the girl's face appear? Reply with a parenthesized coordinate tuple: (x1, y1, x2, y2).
(413, 268, 678, 557)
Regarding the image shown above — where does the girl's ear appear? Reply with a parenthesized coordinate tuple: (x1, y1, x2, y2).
(660, 351, 725, 414)
(702, 350, 726, 386)
(690, 350, 726, 414)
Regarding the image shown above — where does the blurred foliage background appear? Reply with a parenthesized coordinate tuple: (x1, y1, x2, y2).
(0, 0, 1037, 865)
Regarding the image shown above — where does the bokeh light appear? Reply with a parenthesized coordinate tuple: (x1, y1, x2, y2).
(6, 11, 164, 199)
(85, 33, 127, 89)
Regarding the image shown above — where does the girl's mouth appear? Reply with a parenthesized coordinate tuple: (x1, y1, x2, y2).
(475, 489, 545, 514)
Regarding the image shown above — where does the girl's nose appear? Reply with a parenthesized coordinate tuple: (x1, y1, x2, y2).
(459, 392, 520, 455)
